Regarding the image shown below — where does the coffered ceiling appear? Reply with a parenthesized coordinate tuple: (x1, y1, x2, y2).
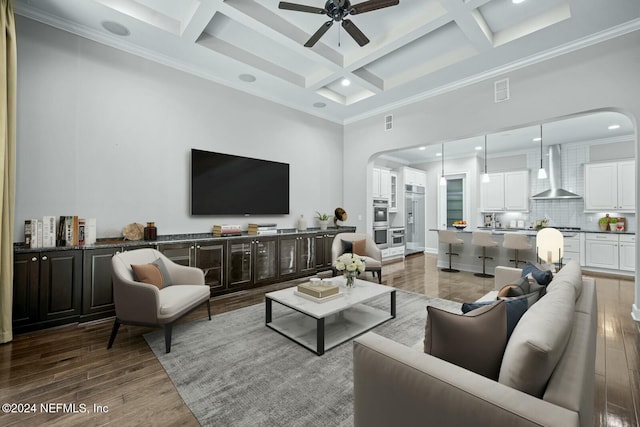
(14, 0, 640, 124)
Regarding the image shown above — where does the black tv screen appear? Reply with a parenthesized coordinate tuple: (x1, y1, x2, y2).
(191, 149, 290, 215)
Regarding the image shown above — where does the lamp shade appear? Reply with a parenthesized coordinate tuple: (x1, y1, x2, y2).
(536, 228, 564, 263)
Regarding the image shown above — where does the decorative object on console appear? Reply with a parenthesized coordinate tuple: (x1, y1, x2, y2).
(334, 207, 347, 228)
(144, 222, 158, 241)
(598, 214, 610, 231)
(122, 222, 144, 241)
(213, 224, 242, 237)
(333, 252, 365, 287)
(315, 211, 330, 230)
(297, 214, 307, 231)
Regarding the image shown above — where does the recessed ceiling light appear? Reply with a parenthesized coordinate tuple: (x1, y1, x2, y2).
(532, 137, 542, 142)
(608, 124, 621, 130)
(101, 21, 130, 36)
(341, 78, 351, 87)
(475, 146, 482, 151)
(512, 0, 526, 4)
(239, 74, 256, 83)
(313, 102, 326, 108)
(435, 152, 442, 157)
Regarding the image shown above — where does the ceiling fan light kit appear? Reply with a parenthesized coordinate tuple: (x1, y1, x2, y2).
(279, 0, 400, 47)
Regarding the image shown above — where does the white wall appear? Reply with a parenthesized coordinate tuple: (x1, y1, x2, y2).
(15, 17, 343, 239)
(346, 30, 640, 320)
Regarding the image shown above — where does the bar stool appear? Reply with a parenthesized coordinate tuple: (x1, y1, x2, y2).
(502, 233, 531, 268)
(439, 230, 463, 273)
(472, 231, 497, 278)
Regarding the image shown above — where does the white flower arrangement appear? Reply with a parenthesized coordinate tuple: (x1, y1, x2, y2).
(333, 253, 366, 274)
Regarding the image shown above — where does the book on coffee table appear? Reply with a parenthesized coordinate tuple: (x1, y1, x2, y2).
(293, 290, 343, 303)
(297, 282, 338, 299)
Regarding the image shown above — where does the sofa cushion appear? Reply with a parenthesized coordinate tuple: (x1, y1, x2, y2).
(546, 260, 583, 300)
(497, 276, 530, 298)
(158, 284, 210, 317)
(131, 258, 171, 289)
(424, 301, 507, 380)
(500, 290, 541, 309)
(498, 284, 575, 397)
(341, 239, 366, 256)
(521, 262, 553, 286)
(462, 297, 528, 340)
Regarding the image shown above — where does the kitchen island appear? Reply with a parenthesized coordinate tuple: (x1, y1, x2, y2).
(432, 228, 635, 276)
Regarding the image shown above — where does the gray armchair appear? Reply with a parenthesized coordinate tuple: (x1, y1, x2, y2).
(331, 233, 382, 283)
(108, 248, 211, 353)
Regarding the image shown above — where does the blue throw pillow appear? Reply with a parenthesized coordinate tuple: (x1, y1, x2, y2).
(521, 262, 553, 286)
(462, 298, 528, 340)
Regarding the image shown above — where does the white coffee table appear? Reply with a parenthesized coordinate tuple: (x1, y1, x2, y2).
(265, 277, 396, 355)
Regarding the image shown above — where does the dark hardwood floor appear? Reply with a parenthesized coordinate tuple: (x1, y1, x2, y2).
(1, 253, 638, 426)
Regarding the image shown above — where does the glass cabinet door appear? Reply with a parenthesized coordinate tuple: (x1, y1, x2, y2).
(279, 237, 297, 277)
(298, 235, 316, 274)
(157, 242, 193, 266)
(196, 242, 225, 292)
(228, 239, 252, 287)
(254, 237, 278, 284)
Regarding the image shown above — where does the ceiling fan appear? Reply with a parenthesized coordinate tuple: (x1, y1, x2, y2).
(279, 0, 400, 47)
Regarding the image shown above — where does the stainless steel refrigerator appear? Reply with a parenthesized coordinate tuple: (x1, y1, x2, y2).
(405, 184, 426, 255)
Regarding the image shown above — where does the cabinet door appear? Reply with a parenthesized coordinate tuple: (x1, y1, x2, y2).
(389, 173, 398, 211)
(82, 247, 119, 319)
(279, 236, 298, 279)
(297, 235, 316, 275)
(39, 250, 82, 322)
(618, 161, 635, 211)
(481, 173, 505, 211)
(504, 171, 529, 211)
(227, 239, 253, 288)
(372, 168, 381, 197)
(315, 235, 326, 268)
(12, 253, 40, 328)
(157, 242, 194, 266)
(380, 169, 391, 199)
(584, 163, 617, 210)
(619, 235, 636, 272)
(254, 237, 278, 284)
(196, 242, 225, 292)
(585, 238, 618, 269)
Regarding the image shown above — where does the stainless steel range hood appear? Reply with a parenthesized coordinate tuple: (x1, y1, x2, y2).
(531, 145, 582, 200)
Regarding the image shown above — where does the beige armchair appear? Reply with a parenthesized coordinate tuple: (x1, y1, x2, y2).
(331, 233, 382, 283)
(108, 248, 211, 353)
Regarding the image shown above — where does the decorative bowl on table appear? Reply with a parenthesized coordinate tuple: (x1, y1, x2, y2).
(452, 222, 467, 230)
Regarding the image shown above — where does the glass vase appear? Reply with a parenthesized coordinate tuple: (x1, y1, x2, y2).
(344, 271, 356, 288)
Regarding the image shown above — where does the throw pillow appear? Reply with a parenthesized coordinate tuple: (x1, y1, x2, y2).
(462, 298, 528, 340)
(521, 262, 553, 286)
(424, 301, 507, 380)
(341, 239, 353, 255)
(499, 291, 540, 310)
(497, 277, 530, 298)
(351, 239, 366, 256)
(131, 258, 171, 289)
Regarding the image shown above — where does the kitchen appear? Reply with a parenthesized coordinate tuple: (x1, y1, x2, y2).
(370, 111, 636, 275)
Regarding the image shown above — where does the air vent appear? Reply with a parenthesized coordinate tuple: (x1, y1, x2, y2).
(494, 78, 510, 103)
(384, 114, 393, 131)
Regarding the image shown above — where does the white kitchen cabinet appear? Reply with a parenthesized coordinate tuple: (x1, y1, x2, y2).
(372, 167, 392, 199)
(563, 234, 582, 266)
(480, 170, 529, 212)
(404, 167, 426, 187)
(584, 161, 635, 212)
(618, 234, 636, 272)
(389, 172, 398, 212)
(585, 234, 618, 270)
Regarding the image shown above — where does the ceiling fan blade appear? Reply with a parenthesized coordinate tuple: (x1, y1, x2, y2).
(304, 20, 334, 47)
(279, 2, 326, 14)
(342, 19, 369, 46)
(349, 0, 399, 15)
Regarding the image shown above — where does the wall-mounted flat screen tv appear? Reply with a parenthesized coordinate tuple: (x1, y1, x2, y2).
(191, 149, 290, 215)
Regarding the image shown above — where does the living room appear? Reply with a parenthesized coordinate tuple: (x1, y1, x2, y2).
(1, 0, 640, 426)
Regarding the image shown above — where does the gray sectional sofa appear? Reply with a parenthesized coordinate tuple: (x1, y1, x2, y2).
(353, 260, 596, 427)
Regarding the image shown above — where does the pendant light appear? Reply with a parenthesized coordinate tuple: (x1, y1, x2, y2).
(481, 135, 490, 183)
(439, 143, 447, 186)
(537, 125, 547, 179)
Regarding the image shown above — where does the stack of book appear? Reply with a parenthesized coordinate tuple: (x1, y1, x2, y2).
(247, 223, 278, 235)
(212, 224, 242, 237)
(295, 282, 341, 303)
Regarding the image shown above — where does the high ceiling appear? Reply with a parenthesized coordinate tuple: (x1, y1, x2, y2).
(15, 0, 640, 124)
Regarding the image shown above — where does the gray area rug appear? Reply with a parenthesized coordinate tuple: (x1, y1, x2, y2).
(144, 289, 461, 427)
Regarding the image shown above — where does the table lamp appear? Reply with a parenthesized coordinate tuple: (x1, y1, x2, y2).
(536, 228, 564, 270)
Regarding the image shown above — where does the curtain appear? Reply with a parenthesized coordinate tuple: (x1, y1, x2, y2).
(0, 0, 16, 344)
